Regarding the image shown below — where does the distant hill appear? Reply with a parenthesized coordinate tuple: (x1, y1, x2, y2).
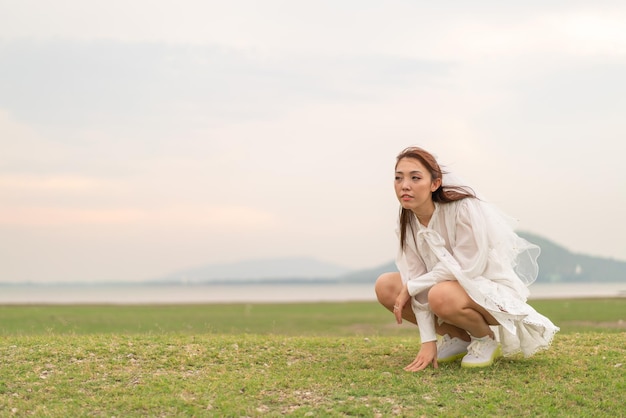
(336, 231, 626, 284)
(517, 232, 626, 283)
(159, 256, 351, 284)
(158, 232, 626, 285)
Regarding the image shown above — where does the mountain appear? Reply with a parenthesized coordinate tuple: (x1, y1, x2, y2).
(517, 232, 626, 283)
(159, 256, 351, 284)
(336, 261, 396, 283)
(336, 231, 626, 284)
(158, 232, 626, 285)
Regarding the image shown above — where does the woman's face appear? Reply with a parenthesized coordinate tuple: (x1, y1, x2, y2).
(394, 157, 441, 213)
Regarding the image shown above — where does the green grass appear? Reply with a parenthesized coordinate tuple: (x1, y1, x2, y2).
(0, 299, 624, 416)
(1, 299, 624, 336)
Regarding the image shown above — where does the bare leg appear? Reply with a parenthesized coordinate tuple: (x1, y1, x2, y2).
(375, 272, 416, 324)
(428, 281, 499, 339)
(437, 322, 471, 342)
(375, 273, 470, 340)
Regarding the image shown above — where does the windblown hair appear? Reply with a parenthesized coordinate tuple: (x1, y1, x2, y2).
(396, 147, 477, 251)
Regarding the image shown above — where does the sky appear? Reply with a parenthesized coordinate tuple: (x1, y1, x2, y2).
(1, 1, 626, 283)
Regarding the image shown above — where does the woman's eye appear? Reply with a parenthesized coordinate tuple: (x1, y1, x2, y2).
(412, 176, 420, 181)
(395, 176, 401, 181)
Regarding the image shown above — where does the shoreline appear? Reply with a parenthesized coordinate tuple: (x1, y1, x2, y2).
(0, 282, 624, 305)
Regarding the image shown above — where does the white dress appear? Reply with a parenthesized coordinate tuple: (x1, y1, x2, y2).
(396, 198, 559, 357)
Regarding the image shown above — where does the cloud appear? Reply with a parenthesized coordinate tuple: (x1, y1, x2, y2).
(0, 40, 450, 132)
(1, 1, 626, 283)
(0, 204, 278, 228)
(435, 11, 626, 59)
(0, 174, 110, 192)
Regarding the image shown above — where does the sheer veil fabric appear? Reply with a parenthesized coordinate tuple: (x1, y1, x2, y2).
(442, 171, 541, 288)
(397, 171, 559, 357)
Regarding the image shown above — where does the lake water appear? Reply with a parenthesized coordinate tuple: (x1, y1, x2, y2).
(0, 282, 624, 304)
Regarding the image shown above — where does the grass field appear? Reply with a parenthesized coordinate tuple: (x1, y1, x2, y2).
(0, 299, 624, 416)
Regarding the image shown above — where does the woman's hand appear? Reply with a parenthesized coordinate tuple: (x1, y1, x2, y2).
(393, 285, 438, 371)
(393, 285, 411, 324)
(404, 341, 438, 372)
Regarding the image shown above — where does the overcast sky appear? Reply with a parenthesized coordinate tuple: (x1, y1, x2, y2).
(1, 1, 625, 283)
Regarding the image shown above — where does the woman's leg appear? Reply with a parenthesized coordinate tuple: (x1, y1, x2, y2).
(374, 272, 416, 324)
(436, 322, 471, 341)
(374, 273, 469, 339)
(428, 281, 499, 339)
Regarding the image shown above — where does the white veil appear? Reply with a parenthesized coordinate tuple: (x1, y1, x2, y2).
(442, 171, 540, 287)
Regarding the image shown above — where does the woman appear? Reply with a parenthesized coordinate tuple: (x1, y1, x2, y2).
(375, 146, 559, 372)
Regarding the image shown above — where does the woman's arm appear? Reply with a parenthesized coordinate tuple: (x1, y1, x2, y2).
(396, 245, 438, 343)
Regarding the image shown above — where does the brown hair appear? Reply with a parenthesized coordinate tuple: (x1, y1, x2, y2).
(396, 147, 476, 251)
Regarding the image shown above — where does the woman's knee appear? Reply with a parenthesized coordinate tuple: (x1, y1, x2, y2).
(428, 281, 464, 319)
(374, 272, 401, 306)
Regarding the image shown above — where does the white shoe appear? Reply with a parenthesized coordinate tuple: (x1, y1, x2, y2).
(437, 334, 470, 363)
(461, 336, 502, 368)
